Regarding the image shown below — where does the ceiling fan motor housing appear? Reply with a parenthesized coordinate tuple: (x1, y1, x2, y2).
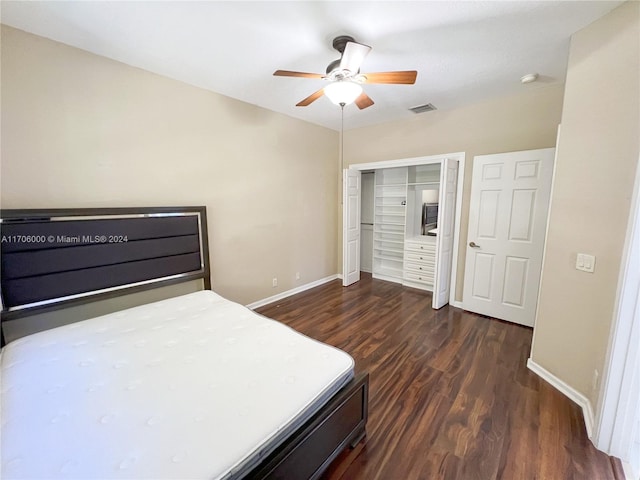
(326, 59, 342, 75)
(332, 35, 356, 54)
(327, 35, 357, 76)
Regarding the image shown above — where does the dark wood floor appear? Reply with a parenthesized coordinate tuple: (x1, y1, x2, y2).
(257, 273, 619, 480)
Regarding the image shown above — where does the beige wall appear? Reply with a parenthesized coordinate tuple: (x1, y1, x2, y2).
(531, 1, 640, 407)
(0, 26, 339, 306)
(344, 84, 564, 300)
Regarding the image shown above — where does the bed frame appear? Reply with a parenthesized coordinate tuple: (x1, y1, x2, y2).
(0, 206, 368, 480)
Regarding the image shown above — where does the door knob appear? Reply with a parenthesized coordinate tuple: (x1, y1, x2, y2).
(469, 241, 480, 248)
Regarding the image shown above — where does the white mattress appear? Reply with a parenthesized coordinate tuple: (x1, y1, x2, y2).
(0, 290, 354, 479)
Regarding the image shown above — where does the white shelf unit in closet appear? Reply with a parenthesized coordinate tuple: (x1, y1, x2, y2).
(403, 236, 437, 290)
(372, 167, 408, 283)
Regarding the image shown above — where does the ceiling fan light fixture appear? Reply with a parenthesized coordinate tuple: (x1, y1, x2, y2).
(324, 81, 363, 106)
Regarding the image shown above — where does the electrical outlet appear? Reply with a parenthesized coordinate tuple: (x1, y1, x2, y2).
(295, 272, 300, 280)
(592, 369, 599, 391)
(272, 277, 278, 288)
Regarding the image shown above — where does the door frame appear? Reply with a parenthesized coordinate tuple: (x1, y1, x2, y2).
(594, 153, 640, 476)
(345, 151, 466, 307)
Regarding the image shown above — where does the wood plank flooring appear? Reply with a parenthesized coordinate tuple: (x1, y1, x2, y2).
(257, 273, 619, 480)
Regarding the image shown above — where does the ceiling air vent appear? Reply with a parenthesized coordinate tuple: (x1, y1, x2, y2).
(409, 103, 437, 114)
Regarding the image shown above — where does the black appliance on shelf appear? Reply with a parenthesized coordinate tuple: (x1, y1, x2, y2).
(422, 203, 438, 236)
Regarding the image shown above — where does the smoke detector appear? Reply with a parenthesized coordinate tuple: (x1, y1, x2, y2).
(520, 73, 539, 84)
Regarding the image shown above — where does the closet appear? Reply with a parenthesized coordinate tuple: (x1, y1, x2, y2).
(368, 159, 459, 309)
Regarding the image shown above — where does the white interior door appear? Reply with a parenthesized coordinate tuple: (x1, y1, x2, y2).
(433, 159, 459, 309)
(462, 148, 554, 326)
(343, 169, 361, 286)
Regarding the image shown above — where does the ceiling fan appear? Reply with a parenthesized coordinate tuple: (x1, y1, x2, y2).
(273, 35, 417, 109)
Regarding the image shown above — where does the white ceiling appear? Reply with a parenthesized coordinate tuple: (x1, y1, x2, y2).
(1, 1, 623, 131)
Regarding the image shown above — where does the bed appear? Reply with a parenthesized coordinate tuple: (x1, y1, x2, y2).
(0, 207, 368, 480)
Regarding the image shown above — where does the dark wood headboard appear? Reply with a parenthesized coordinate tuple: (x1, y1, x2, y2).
(0, 207, 210, 324)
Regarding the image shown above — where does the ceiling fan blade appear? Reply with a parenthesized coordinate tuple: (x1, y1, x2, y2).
(339, 41, 372, 73)
(362, 71, 418, 84)
(296, 88, 325, 107)
(274, 70, 325, 79)
(355, 92, 374, 110)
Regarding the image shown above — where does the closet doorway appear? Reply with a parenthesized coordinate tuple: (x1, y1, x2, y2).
(342, 152, 465, 309)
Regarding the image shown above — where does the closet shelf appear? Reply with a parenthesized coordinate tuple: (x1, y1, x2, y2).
(407, 181, 440, 186)
(376, 221, 405, 226)
(373, 253, 404, 262)
(374, 239, 404, 245)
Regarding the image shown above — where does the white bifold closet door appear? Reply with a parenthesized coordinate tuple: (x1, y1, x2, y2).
(433, 158, 459, 309)
(342, 169, 362, 286)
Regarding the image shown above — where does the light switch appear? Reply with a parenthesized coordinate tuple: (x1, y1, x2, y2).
(576, 253, 596, 273)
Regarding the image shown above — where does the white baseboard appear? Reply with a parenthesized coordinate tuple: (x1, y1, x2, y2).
(450, 300, 464, 309)
(527, 358, 595, 438)
(246, 274, 340, 310)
